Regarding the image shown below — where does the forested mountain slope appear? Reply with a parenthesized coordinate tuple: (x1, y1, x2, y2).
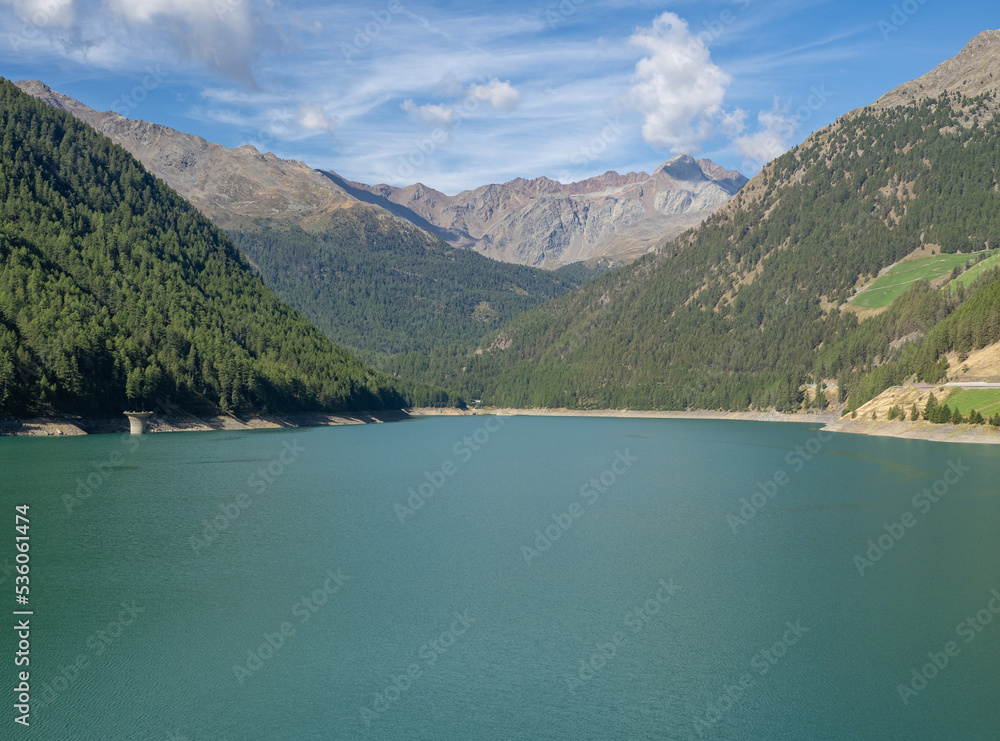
(14, 80, 594, 365)
(228, 225, 590, 362)
(428, 31, 1000, 411)
(0, 78, 448, 418)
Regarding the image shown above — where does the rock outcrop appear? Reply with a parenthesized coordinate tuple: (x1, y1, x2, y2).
(335, 155, 747, 268)
(16, 80, 747, 269)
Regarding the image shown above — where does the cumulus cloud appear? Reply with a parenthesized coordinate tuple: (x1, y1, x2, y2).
(401, 76, 520, 131)
(628, 12, 731, 152)
(467, 78, 521, 111)
(718, 108, 747, 137)
(732, 101, 796, 168)
(401, 99, 455, 127)
(105, 0, 262, 86)
(298, 104, 337, 133)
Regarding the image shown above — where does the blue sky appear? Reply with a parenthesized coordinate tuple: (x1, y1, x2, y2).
(0, 0, 995, 193)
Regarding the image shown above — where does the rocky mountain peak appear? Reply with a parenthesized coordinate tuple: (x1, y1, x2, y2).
(874, 28, 1000, 108)
(14, 80, 92, 116)
(13, 80, 397, 231)
(344, 155, 747, 268)
(654, 153, 706, 182)
(15, 78, 747, 269)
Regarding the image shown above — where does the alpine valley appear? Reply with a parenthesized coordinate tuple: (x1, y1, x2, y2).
(4, 30, 1000, 434)
(4, 12, 1000, 741)
(402, 30, 1000, 427)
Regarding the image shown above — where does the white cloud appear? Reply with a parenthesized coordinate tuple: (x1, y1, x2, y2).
(628, 11, 731, 152)
(298, 104, 337, 133)
(401, 99, 455, 127)
(718, 107, 747, 137)
(435, 72, 464, 98)
(398, 77, 520, 132)
(732, 100, 796, 169)
(105, 0, 262, 86)
(0, 0, 74, 28)
(467, 78, 521, 112)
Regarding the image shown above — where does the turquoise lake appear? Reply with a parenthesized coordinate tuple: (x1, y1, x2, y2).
(2, 416, 999, 740)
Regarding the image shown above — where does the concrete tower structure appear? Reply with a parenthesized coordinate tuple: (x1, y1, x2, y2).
(124, 411, 153, 434)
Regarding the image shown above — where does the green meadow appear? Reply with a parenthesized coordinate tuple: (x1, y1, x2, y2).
(947, 250, 1000, 290)
(943, 388, 1000, 417)
(850, 250, 996, 310)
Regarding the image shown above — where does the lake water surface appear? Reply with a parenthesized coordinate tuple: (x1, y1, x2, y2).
(3, 416, 999, 740)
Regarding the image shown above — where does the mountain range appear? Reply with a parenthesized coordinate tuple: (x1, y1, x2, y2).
(5, 28, 1000, 424)
(333, 155, 746, 268)
(12, 80, 745, 269)
(416, 29, 1000, 413)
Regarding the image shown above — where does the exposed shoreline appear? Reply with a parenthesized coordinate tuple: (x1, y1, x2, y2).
(411, 406, 1000, 445)
(821, 415, 1000, 445)
(3, 406, 997, 446)
(471, 408, 833, 423)
(0, 410, 412, 437)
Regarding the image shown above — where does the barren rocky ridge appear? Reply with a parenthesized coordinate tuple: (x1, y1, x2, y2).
(337, 155, 746, 268)
(14, 79, 745, 268)
(874, 29, 1000, 109)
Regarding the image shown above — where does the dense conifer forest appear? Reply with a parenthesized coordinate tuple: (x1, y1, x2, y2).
(5, 73, 1000, 420)
(412, 92, 1000, 411)
(0, 78, 452, 418)
(228, 224, 591, 364)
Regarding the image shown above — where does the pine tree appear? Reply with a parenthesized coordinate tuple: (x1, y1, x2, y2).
(922, 393, 938, 420)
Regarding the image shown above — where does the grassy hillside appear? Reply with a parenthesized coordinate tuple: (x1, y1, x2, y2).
(944, 388, 1000, 416)
(0, 78, 451, 418)
(949, 250, 1000, 290)
(850, 250, 996, 310)
(417, 90, 1000, 411)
